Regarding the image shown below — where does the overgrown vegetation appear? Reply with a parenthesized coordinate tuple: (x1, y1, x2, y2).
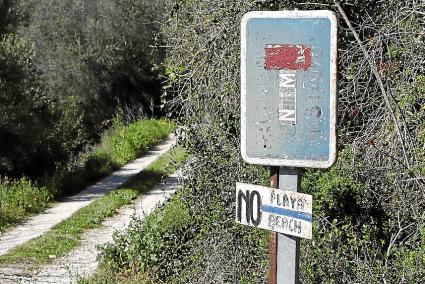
(91, 1, 424, 283)
(0, 0, 166, 179)
(84, 193, 192, 284)
(0, 0, 171, 229)
(46, 118, 175, 196)
(0, 118, 174, 232)
(1, 0, 424, 283)
(0, 178, 51, 232)
(0, 146, 187, 269)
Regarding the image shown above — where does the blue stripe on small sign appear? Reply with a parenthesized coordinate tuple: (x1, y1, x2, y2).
(261, 205, 312, 222)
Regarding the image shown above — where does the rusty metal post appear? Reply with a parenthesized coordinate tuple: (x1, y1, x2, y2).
(269, 167, 279, 284)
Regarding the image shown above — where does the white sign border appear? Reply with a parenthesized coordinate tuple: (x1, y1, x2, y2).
(240, 10, 338, 169)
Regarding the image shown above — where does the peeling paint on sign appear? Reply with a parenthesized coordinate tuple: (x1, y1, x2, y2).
(240, 11, 338, 168)
(235, 182, 313, 239)
(264, 44, 312, 71)
(278, 70, 297, 124)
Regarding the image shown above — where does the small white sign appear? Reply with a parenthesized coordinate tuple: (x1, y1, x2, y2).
(235, 182, 313, 239)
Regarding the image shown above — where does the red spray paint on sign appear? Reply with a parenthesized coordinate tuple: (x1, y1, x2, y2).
(264, 45, 312, 71)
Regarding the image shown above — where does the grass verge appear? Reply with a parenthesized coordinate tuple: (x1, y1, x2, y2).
(47, 118, 176, 196)
(0, 178, 52, 232)
(82, 196, 268, 284)
(0, 146, 187, 269)
(80, 188, 192, 284)
(0, 118, 175, 232)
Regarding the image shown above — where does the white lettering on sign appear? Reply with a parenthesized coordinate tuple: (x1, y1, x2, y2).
(235, 182, 312, 239)
(240, 10, 338, 168)
(278, 71, 296, 125)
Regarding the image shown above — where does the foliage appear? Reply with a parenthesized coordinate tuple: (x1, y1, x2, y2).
(100, 193, 192, 281)
(0, 146, 187, 269)
(0, 30, 53, 176)
(0, 1, 21, 38)
(95, 0, 424, 283)
(47, 118, 175, 196)
(0, 119, 174, 230)
(0, 177, 52, 232)
(21, 0, 166, 134)
(0, 0, 167, 179)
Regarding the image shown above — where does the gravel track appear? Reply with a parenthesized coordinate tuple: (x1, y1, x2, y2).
(0, 171, 182, 284)
(0, 135, 175, 257)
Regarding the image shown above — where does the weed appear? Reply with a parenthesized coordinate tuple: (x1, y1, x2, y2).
(0, 178, 52, 232)
(0, 118, 175, 233)
(0, 146, 187, 269)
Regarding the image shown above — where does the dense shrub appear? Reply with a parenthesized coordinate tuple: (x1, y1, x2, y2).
(0, 119, 174, 229)
(21, 0, 166, 127)
(100, 193, 192, 280)
(140, 0, 422, 283)
(0, 0, 167, 179)
(46, 118, 175, 196)
(0, 177, 51, 231)
(0, 1, 53, 177)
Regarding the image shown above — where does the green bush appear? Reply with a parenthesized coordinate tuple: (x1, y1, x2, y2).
(0, 32, 53, 177)
(48, 118, 175, 196)
(109, 119, 175, 166)
(0, 177, 52, 231)
(1, 119, 175, 230)
(106, 0, 423, 283)
(100, 193, 192, 280)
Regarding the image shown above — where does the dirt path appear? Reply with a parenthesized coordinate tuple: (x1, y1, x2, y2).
(0, 172, 182, 283)
(0, 135, 175, 257)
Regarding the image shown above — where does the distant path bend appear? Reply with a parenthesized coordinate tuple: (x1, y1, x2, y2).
(0, 134, 175, 256)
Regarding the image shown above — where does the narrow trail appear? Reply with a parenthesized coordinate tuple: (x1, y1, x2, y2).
(0, 134, 175, 257)
(0, 172, 182, 284)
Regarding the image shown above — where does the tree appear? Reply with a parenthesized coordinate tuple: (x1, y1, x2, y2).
(0, 1, 53, 176)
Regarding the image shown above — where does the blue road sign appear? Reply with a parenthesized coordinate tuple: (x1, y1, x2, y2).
(241, 11, 337, 168)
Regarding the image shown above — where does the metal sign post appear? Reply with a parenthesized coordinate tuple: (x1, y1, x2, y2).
(238, 10, 337, 284)
(277, 167, 301, 284)
(269, 167, 279, 284)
